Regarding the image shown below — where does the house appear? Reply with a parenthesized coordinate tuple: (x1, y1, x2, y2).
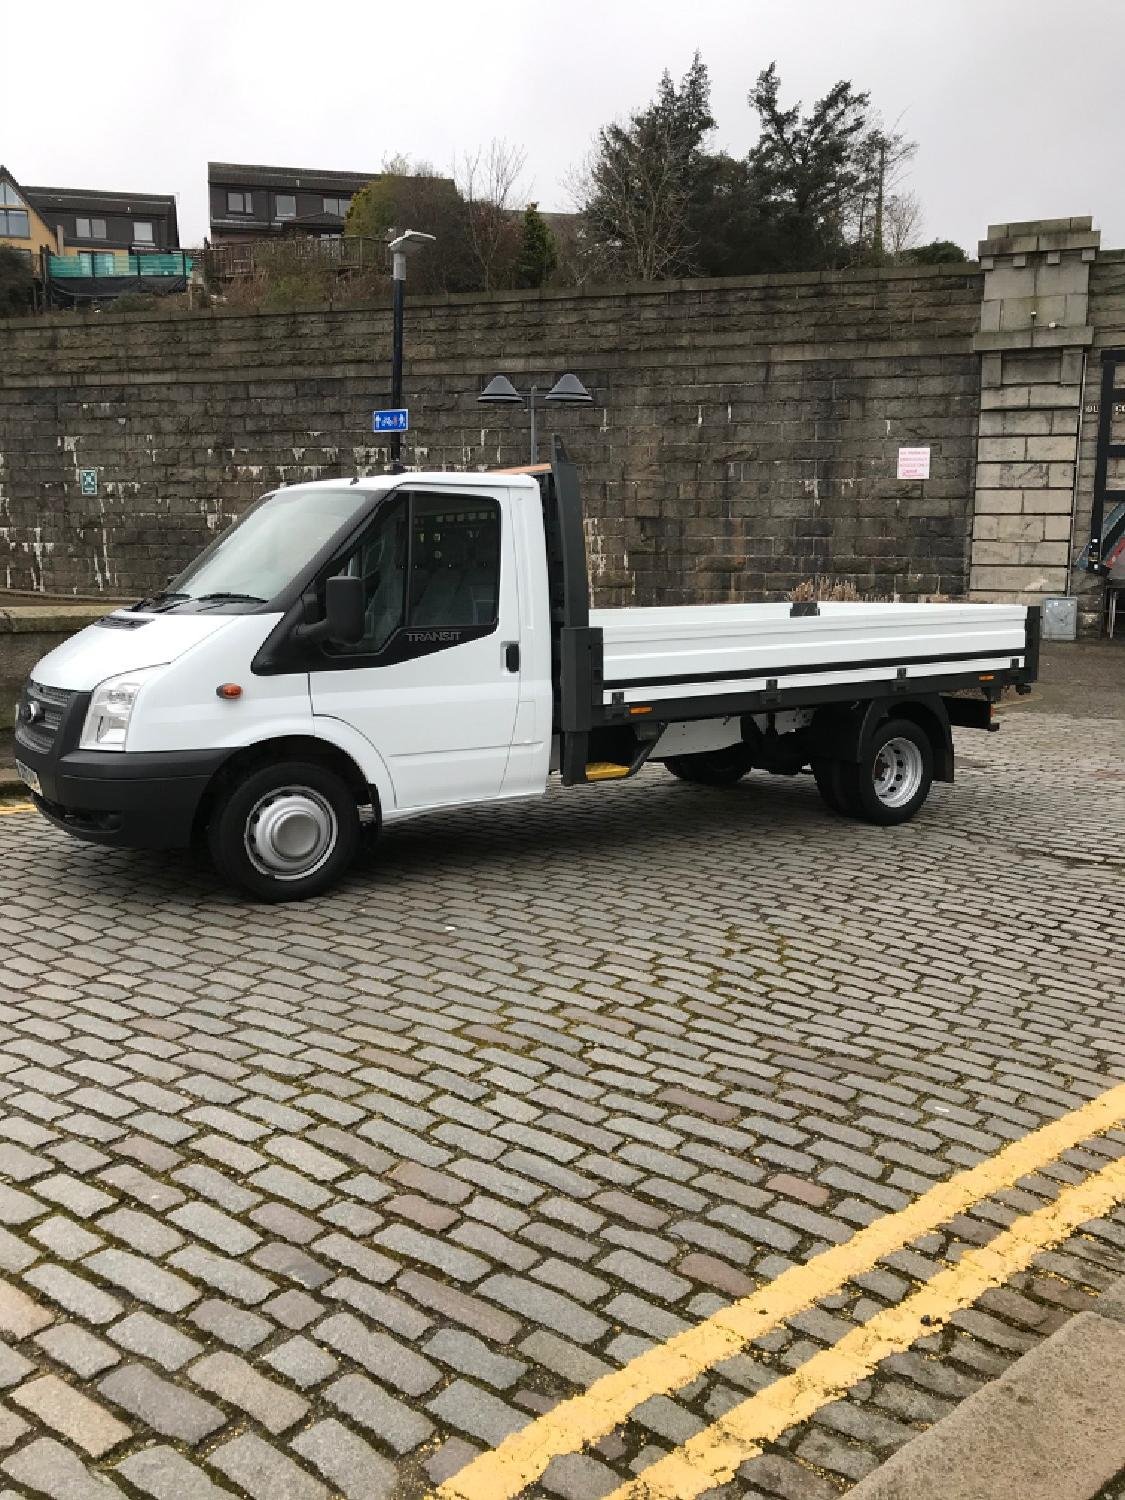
(208, 162, 379, 244)
(20, 181, 179, 254)
(0, 166, 61, 263)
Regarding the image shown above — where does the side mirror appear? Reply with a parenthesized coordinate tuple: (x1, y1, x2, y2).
(324, 574, 366, 645)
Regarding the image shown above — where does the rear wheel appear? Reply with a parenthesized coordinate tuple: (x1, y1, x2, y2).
(663, 744, 756, 786)
(838, 718, 934, 826)
(207, 759, 361, 901)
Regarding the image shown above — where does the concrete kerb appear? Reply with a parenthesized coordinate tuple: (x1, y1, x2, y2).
(0, 769, 28, 802)
(848, 1273, 1125, 1500)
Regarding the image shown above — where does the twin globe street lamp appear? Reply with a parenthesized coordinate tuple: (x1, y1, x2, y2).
(478, 373, 594, 466)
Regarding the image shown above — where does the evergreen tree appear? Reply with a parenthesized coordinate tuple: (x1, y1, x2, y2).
(581, 53, 716, 281)
(905, 239, 967, 265)
(0, 246, 35, 315)
(514, 204, 558, 288)
(743, 62, 873, 271)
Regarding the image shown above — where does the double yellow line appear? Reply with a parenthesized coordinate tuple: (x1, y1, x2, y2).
(0, 803, 35, 816)
(435, 1080, 1125, 1500)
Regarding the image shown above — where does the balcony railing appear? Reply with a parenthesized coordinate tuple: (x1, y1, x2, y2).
(47, 251, 194, 278)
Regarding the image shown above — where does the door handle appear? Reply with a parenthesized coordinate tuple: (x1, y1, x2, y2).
(504, 642, 520, 673)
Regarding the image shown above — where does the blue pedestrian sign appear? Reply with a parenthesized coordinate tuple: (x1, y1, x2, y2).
(79, 469, 98, 497)
(372, 408, 409, 433)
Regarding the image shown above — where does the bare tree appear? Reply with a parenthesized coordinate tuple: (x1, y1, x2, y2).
(455, 139, 527, 290)
(885, 190, 924, 261)
(853, 115, 917, 261)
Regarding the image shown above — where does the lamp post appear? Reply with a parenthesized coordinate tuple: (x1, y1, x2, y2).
(387, 229, 435, 470)
(478, 373, 593, 465)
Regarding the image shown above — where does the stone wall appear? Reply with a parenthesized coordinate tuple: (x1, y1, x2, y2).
(967, 218, 1098, 607)
(0, 605, 109, 733)
(0, 263, 984, 606)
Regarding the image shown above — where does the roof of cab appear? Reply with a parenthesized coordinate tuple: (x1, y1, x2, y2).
(287, 471, 540, 493)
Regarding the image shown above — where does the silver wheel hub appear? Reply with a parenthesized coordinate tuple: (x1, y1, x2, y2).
(872, 736, 924, 809)
(244, 786, 337, 880)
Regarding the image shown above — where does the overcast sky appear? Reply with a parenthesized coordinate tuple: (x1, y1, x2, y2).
(5, 0, 1123, 254)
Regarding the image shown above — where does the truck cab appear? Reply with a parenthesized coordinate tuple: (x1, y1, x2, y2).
(16, 470, 555, 898)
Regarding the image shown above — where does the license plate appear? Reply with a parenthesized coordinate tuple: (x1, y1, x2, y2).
(14, 760, 41, 796)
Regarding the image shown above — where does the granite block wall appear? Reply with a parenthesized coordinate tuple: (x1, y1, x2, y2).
(0, 263, 985, 605)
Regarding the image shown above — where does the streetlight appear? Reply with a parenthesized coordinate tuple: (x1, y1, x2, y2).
(388, 229, 435, 470)
(478, 373, 593, 465)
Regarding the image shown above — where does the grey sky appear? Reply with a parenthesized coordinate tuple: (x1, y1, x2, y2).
(5, 0, 1123, 254)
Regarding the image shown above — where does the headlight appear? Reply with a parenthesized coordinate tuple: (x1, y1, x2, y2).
(80, 668, 161, 751)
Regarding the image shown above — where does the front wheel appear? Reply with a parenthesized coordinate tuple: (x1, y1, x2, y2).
(663, 744, 756, 786)
(838, 718, 934, 826)
(207, 759, 361, 901)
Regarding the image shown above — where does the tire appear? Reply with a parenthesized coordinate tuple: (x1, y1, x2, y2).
(663, 744, 756, 787)
(838, 718, 934, 826)
(207, 759, 361, 902)
(811, 757, 850, 815)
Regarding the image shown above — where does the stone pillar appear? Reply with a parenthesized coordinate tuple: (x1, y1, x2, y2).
(969, 217, 1099, 602)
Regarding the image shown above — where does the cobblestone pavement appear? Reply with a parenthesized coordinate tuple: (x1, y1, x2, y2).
(0, 707, 1123, 1500)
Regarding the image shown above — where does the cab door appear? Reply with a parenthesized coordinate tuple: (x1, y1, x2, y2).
(309, 487, 521, 810)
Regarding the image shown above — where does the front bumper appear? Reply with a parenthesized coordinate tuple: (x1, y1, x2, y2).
(28, 748, 228, 849)
(16, 681, 231, 849)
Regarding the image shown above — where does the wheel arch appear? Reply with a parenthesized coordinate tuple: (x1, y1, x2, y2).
(810, 694, 953, 782)
(191, 735, 378, 842)
(889, 698, 954, 783)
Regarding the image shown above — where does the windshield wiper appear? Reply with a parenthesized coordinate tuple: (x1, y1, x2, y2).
(131, 589, 190, 611)
(193, 591, 268, 605)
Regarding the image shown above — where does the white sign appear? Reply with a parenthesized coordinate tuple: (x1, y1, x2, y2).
(897, 447, 931, 481)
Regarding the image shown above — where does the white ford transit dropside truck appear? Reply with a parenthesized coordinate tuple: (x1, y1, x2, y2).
(15, 443, 1039, 901)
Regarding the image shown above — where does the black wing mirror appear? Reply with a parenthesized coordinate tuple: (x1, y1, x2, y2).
(295, 574, 366, 645)
(324, 575, 366, 644)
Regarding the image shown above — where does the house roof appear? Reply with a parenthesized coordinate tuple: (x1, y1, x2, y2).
(0, 164, 41, 214)
(0, 165, 58, 249)
(20, 181, 180, 247)
(22, 184, 177, 215)
(208, 161, 381, 194)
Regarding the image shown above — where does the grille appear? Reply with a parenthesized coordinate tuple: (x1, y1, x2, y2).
(14, 680, 78, 757)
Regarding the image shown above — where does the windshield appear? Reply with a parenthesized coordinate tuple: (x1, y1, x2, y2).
(164, 485, 380, 607)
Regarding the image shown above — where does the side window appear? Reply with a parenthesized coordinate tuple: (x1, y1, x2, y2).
(333, 499, 409, 656)
(328, 493, 500, 659)
(408, 496, 499, 630)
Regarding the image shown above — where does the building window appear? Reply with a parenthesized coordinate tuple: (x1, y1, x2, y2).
(275, 194, 297, 220)
(133, 222, 154, 244)
(75, 217, 107, 240)
(323, 196, 350, 217)
(0, 209, 30, 238)
(226, 190, 253, 214)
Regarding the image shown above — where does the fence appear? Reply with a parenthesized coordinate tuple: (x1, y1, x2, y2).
(201, 236, 385, 281)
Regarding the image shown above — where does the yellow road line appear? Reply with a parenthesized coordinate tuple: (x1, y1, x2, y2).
(606, 1151, 1125, 1500)
(435, 1080, 1125, 1500)
(0, 803, 35, 815)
